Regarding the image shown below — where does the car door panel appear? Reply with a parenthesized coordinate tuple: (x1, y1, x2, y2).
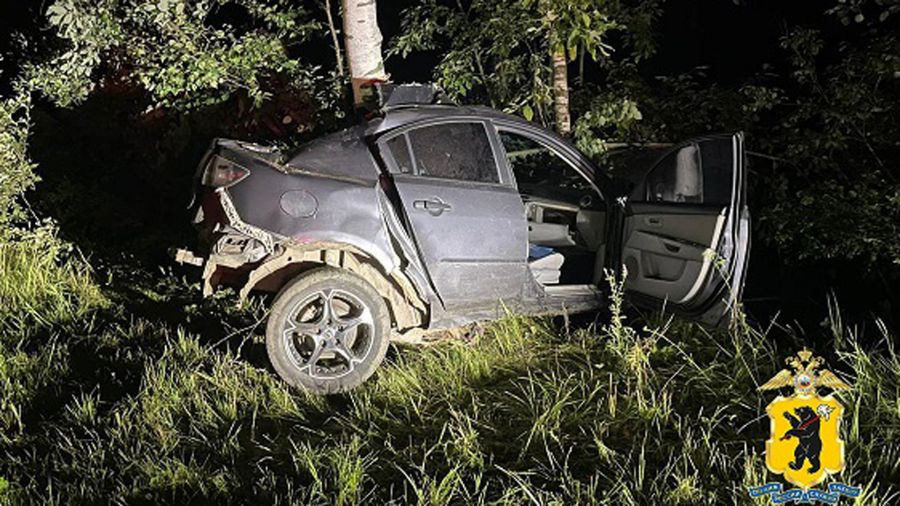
(391, 174, 527, 307)
(623, 207, 725, 304)
(620, 133, 749, 321)
(378, 121, 528, 310)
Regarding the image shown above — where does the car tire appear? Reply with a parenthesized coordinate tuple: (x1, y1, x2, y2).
(265, 267, 391, 394)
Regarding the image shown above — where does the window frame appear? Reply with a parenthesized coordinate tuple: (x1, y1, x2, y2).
(377, 118, 514, 188)
(643, 141, 704, 204)
(494, 126, 605, 201)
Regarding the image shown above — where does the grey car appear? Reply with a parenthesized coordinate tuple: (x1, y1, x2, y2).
(176, 92, 750, 394)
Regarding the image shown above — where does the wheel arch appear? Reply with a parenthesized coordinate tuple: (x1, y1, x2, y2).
(239, 241, 428, 332)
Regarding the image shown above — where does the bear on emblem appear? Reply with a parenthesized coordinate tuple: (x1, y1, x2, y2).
(781, 406, 822, 473)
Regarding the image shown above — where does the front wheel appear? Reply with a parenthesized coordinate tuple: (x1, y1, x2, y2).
(265, 267, 391, 394)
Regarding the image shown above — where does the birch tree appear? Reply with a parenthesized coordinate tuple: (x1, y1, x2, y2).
(393, 0, 638, 136)
(341, 0, 389, 108)
(544, 3, 572, 135)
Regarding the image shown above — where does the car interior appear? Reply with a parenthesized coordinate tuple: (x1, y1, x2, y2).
(498, 131, 608, 289)
(618, 139, 735, 305)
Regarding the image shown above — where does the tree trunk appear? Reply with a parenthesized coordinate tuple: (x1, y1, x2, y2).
(341, 0, 388, 109)
(551, 46, 571, 136)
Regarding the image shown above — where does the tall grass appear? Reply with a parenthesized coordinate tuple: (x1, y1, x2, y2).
(0, 247, 898, 504)
(0, 226, 106, 447)
(0, 225, 106, 327)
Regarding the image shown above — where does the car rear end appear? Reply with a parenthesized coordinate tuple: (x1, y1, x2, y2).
(174, 139, 284, 294)
(173, 131, 399, 299)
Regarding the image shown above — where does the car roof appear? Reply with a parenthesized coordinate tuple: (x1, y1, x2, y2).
(285, 105, 534, 180)
(367, 104, 531, 136)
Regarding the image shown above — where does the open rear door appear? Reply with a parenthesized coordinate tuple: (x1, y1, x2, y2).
(620, 133, 750, 325)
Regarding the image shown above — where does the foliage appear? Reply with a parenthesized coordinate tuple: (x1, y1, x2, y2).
(526, 0, 618, 60)
(755, 10, 900, 266)
(28, 0, 322, 110)
(573, 89, 643, 157)
(581, 0, 900, 268)
(392, 0, 548, 114)
(0, 0, 340, 274)
(391, 0, 660, 127)
(0, 90, 38, 233)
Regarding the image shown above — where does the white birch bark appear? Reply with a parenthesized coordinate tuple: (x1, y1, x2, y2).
(341, 0, 388, 107)
(551, 47, 571, 135)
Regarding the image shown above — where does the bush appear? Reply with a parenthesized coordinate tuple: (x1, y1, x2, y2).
(0, 92, 38, 233)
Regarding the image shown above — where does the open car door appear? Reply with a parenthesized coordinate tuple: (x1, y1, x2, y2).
(619, 133, 750, 325)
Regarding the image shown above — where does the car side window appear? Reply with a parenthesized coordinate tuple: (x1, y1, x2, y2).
(499, 131, 599, 205)
(698, 138, 734, 205)
(386, 134, 414, 174)
(644, 139, 733, 205)
(406, 122, 500, 184)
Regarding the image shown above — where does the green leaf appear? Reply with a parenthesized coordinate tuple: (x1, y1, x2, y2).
(522, 104, 534, 121)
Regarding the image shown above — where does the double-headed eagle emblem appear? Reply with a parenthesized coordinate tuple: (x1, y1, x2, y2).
(759, 348, 851, 396)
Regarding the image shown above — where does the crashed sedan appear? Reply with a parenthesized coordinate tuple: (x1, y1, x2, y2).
(175, 86, 750, 394)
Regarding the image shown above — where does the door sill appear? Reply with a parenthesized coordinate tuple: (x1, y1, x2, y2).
(534, 284, 603, 315)
(542, 284, 599, 296)
(426, 285, 603, 330)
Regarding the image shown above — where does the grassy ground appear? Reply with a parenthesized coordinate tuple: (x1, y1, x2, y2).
(1, 233, 899, 505)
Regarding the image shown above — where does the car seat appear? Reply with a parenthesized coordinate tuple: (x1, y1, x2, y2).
(529, 244, 565, 285)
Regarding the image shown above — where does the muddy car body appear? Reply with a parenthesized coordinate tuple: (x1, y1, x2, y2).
(178, 94, 750, 393)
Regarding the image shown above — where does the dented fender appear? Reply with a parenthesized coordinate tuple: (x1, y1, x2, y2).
(224, 163, 399, 271)
(238, 241, 428, 331)
(197, 162, 433, 330)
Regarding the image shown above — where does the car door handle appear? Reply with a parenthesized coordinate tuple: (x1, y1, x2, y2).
(413, 198, 452, 216)
(662, 240, 681, 253)
(645, 217, 663, 227)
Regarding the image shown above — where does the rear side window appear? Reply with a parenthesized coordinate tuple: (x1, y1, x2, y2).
(386, 135, 414, 174)
(406, 122, 500, 183)
(644, 138, 734, 205)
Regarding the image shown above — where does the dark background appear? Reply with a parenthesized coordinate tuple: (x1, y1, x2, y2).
(0, 1, 833, 97)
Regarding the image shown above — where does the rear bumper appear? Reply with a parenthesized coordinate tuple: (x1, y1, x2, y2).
(180, 188, 278, 296)
(171, 247, 204, 267)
